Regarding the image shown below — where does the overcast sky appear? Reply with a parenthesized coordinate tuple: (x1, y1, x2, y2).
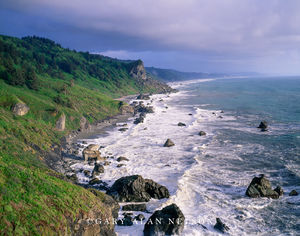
(1, 0, 300, 74)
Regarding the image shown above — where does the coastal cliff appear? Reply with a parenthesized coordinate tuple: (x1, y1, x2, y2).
(0, 34, 174, 235)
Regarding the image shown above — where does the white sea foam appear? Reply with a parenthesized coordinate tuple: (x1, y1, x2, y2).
(72, 88, 298, 236)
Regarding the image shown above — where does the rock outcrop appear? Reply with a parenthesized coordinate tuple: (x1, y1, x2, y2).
(120, 104, 135, 115)
(214, 218, 230, 233)
(68, 189, 119, 236)
(107, 175, 169, 202)
(177, 122, 186, 127)
(122, 203, 147, 212)
(12, 102, 30, 116)
(79, 116, 90, 131)
(289, 190, 298, 196)
(130, 60, 147, 80)
(137, 94, 151, 100)
(117, 156, 129, 162)
(143, 204, 185, 236)
(164, 139, 175, 147)
(92, 163, 105, 176)
(56, 113, 66, 131)
(258, 121, 268, 131)
(82, 144, 104, 162)
(246, 174, 283, 199)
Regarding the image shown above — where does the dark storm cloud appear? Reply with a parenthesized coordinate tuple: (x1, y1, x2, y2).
(1, 0, 300, 74)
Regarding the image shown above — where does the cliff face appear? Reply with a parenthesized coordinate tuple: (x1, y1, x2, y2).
(130, 60, 147, 80)
(129, 60, 176, 94)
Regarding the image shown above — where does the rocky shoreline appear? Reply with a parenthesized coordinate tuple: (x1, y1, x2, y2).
(50, 92, 298, 235)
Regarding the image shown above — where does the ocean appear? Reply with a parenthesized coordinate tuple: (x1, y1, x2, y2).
(73, 76, 300, 235)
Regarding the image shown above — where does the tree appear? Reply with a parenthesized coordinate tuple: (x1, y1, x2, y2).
(24, 66, 39, 90)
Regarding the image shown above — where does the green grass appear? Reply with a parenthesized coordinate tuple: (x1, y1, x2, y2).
(0, 34, 172, 235)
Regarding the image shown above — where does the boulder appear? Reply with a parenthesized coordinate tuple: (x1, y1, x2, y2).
(118, 128, 128, 132)
(12, 102, 29, 116)
(198, 131, 206, 136)
(214, 218, 230, 233)
(117, 164, 125, 168)
(122, 203, 147, 212)
(137, 94, 150, 100)
(55, 113, 66, 131)
(289, 190, 298, 196)
(143, 204, 185, 236)
(120, 104, 135, 115)
(164, 139, 175, 147)
(177, 122, 186, 127)
(274, 186, 284, 196)
(107, 175, 169, 202)
(246, 175, 281, 199)
(66, 173, 78, 183)
(117, 156, 129, 162)
(258, 121, 268, 131)
(83, 144, 104, 162)
(89, 178, 102, 185)
(134, 116, 145, 124)
(83, 170, 91, 177)
(79, 116, 90, 131)
(103, 161, 111, 166)
(92, 163, 104, 176)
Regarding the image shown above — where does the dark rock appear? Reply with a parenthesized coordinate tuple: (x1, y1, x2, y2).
(143, 204, 185, 236)
(177, 122, 186, 127)
(218, 115, 223, 119)
(118, 128, 128, 132)
(137, 105, 154, 114)
(137, 94, 150, 100)
(258, 121, 268, 131)
(83, 170, 91, 177)
(134, 116, 145, 124)
(117, 156, 129, 162)
(92, 163, 104, 176)
(123, 212, 133, 216)
(73, 150, 79, 155)
(135, 214, 145, 221)
(117, 164, 125, 168)
(82, 141, 87, 144)
(274, 186, 284, 196)
(214, 218, 230, 233)
(164, 139, 175, 147)
(122, 203, 147, 212)
(188, 113, 193, 116)
(289, 190, 298, 196)
(89, 178, 102, 185)
(221, 110, 224, 113)
(103, 161, 111, 166)
(145, 179, 170, 200)
(107, 175, 169, 202)
(66, 173, 78, 183)
(246, 175, 280, 199)
(198, 131, 206, 136)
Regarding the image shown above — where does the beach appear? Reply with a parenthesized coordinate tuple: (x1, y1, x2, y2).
(64, 77, 300, 235)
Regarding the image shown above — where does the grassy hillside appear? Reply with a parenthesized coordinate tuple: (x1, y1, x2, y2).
(0, 35, 172, 235)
